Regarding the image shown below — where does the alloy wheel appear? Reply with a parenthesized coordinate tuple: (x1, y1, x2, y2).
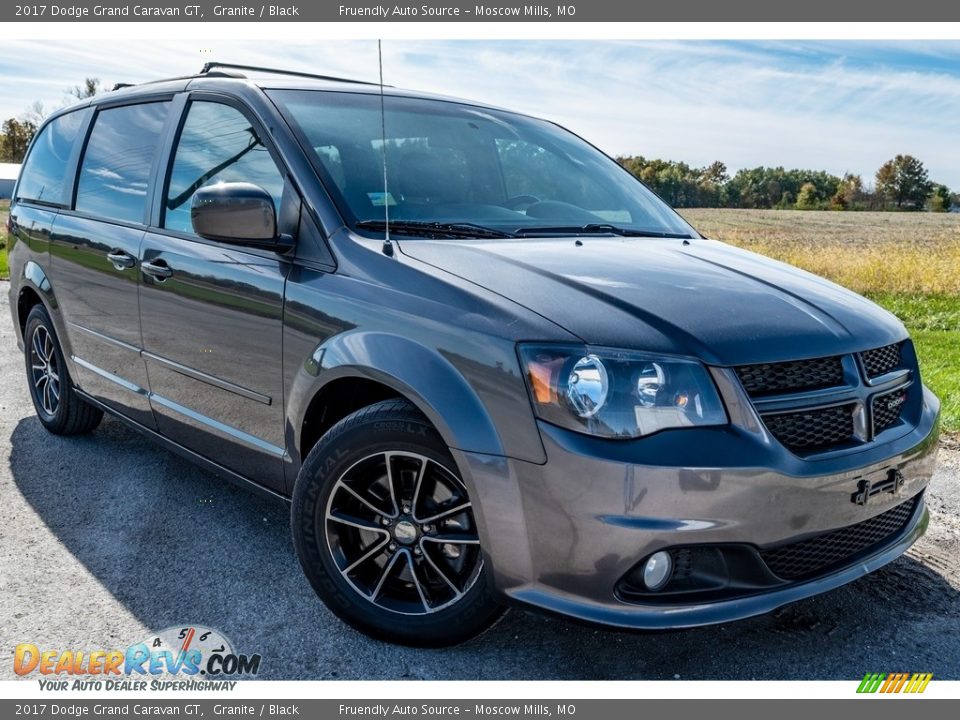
(30, 325, 61, 417)
(324, 451, 483, 615)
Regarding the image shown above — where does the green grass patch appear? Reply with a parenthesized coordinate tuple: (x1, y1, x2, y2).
(909, 329, 960, 436)
(866, 293, 959, 437)
(866, 293, 960, 332)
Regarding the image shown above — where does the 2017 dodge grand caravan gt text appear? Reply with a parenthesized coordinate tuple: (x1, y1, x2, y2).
(7, 63, 940, 646)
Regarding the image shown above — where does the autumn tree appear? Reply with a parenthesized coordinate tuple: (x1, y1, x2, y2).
(795, 182, 821, 210)
(0, 118, 37, 163)
(928, 184, 952, 213)
(875, 155, 933, 210)
(831, 173, 865, 210)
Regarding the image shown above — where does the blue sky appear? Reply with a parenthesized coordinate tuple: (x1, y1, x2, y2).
(2, 39, 958, 188)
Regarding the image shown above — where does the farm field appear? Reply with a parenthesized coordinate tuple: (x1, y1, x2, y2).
(683, 208, 959, 437)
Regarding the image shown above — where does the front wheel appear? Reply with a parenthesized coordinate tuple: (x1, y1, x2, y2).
(291, 399, 504, 646)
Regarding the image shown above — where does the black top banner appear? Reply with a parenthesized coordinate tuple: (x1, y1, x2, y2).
(4, 0, 959, 22)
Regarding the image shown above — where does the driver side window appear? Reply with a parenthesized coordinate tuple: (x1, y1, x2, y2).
(164, 101, 284, 234)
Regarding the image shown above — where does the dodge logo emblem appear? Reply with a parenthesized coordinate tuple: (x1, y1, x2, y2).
(886, 393, 906, 411)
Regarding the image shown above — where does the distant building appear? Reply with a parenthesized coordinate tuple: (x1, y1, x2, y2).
(0, 163, 21, 200)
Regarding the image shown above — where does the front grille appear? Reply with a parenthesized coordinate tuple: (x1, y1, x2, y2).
(762, 404, 856, 452)
(861, 342, 903, 379)
(873, 389, 907, 433)
(760, 495, 918, 580)
(735, 355, 844, 397)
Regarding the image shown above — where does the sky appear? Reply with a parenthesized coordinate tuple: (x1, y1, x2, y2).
(1, 39, 959, 188)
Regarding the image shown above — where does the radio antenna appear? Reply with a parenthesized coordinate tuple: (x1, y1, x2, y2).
(377, 39, 393, 257)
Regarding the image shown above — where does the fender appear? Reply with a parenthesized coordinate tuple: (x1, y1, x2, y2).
(14, 261, 74, 363)
(287, 330, 507, 468)
(21, 259, 54, 302)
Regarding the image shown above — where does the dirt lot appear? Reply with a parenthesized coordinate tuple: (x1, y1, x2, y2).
(0, 281, 958, 680)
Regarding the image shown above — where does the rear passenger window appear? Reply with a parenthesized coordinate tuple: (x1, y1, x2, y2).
(16, 110, 86, 206)
(76, 102, 169, 224)
(164, 101, 284, 234)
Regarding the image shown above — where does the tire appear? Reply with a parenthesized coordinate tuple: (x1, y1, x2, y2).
(23, 304, 103, 436)
(291, 398, 505, 646)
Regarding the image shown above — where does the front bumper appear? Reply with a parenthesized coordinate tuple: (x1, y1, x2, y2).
(454, 384, 940, 630)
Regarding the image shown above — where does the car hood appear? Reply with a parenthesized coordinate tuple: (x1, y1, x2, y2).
(399, 237, 907, 366)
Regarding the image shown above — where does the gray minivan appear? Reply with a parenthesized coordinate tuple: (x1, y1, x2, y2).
(7, 63, 940, 646)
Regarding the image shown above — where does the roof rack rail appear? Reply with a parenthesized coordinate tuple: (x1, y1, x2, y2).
(200, 62, 382, 87)
(112, 83, 134, 91)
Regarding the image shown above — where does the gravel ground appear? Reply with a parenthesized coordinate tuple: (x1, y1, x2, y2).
(1, 281, 958, 681)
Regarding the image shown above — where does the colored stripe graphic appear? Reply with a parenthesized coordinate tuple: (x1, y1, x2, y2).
(857, 673, 885, 693)
(857, 672, 932, 693)
(892, 673, 909, 693)
(905, 673, 933, 693)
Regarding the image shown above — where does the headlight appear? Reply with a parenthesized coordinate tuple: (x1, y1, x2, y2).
(519, 344, 727, 438)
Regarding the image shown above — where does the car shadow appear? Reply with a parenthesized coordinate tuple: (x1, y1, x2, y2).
(7, 415, 960, 680)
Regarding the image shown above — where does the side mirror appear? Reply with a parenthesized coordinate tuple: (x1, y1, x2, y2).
(191, 182, 289, 249)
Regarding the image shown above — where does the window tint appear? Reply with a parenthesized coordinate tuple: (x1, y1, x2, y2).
(314, 144, 346, 193)
(496, 138, 624, 219)
(16, 110, 86, 206)
(164, 102, 284, 234)
(267, 90, 694, 237)
(376, 137, 471, 207)
(76, 102, 169, 224)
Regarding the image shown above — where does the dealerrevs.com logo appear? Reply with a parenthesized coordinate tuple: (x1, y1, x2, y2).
(14, 626, 261, 691)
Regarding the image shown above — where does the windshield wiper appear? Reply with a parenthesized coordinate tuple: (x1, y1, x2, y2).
(356, 219, 515, 239)
(514, 223, 692, 239)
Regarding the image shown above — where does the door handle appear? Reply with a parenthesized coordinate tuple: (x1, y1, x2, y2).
(141, 259, 173, 280)
(106, 249, 136, 271)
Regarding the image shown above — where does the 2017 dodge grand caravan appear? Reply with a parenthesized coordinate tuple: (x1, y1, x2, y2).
(7, 63, 940, 646)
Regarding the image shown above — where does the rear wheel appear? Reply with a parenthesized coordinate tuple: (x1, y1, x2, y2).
(23, 304, 103, 435)
(291, 399, 504, 646)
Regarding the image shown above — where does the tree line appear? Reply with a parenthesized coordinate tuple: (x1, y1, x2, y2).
(616, 155, 955, 212)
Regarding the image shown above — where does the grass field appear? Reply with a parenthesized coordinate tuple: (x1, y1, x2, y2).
(0, 203, 956, 436)
(682, 209, 959, 438)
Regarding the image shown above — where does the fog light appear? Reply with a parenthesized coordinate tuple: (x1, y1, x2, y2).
(642, 551, 673, 591)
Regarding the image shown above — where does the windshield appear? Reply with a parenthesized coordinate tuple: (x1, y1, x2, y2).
(268, 90, 696, 239)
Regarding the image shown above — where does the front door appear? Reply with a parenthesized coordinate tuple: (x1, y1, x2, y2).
(138, 98, 290, 492)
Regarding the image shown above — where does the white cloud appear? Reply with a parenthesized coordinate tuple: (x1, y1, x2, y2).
(1, 39, 958, 187)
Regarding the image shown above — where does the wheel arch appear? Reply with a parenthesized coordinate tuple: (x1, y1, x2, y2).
(287, 331, 506, 481)
(15, 261, 73, 351)
(14, 261, 85, 388)
(16, 260, 56, 329)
